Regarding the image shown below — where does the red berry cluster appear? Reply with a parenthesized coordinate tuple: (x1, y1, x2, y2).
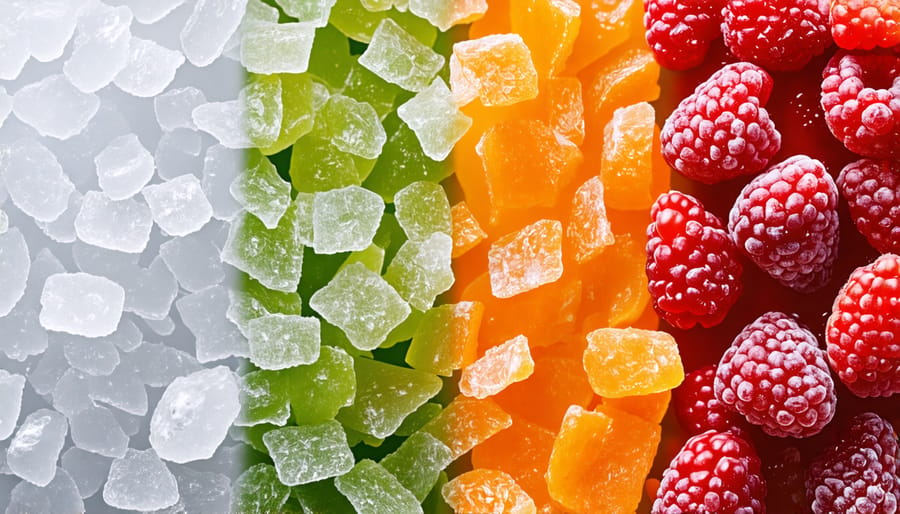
(644, 1, 900, 512)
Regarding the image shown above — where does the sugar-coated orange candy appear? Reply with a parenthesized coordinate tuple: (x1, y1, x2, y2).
(421, 395, 513, 460)
(582, 327, 684, 398)
(566, 176, 614, 264)
(442, 469, 537, 514)
(601, 102, 657, 211)
(468, 0, 511, 38)
(450, 34, 539, 107)
(544, 77, 585, 145)
(546, 405, 661, 513)
(510, 0, 581, 78)
(450, 201, 487, 258)
(565, 0, 643, 73)
(488, 219, 564, 299)
(578, 233, 649, 329)
(600, 390, 671, 424)
(460, 335, 535, 399)
(405, 301, 484, 376)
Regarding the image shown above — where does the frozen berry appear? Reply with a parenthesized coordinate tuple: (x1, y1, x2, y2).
(673, 365, 748, 436)
(661, 62, 781, 184)
(714, 311, 837, 438)
(728, 155, 840, 293)
(646, 191, 743, 330)
(722, 0, 831, 71)
(825, 253, 900, 398)
(830, 0, 900, 50)
(837, 158, 900, 254)
(643, 0, 724, 70)
(806, 412, 899, 514)
(652, 430, 767, 514)
(821, 50, 900, 160)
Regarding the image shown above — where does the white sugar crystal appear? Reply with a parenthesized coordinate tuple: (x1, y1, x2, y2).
(125, 342, 202, 387)
(398, 78, 472, 161)
(21, 0, 91, 62)
(202, 145, 244, 220)
(0, 370, 25, 441)
(155, 128, 203, 181)
(94, 134, 155, 200)
(63, 3, 133, 93)
(276, 0, 336, 25)
(39, 272, 125, 338)
(36, 192, 82, 244)
(61, 448, 111, 499)
(176, 286, 249, 363)
(6, 467, 84, 514)
(109, 408, 141, 437)
(7, 409, 67, 486)
(154, 87, 206, 132)
(150, 366, 240, 463)
(248, 314, 321, 370)
(1, 139, 75, 222)
(109, 317, 142, 352)
(159, 224, 225, 292)
(358, 18, 445, 92)
(125, 257, 178, 321)
(0, 228, 29, 318)
(142, 174, 213, 236)
(241, 22, 316, 74)
(394, 181, 452, 241)
(230, 153, 291, 229)
(87, 360, 148, 415)
(0, 9, 30, 81)
(26, 342, 67, 397)
(103, 449, 179, 511)
(12, 75, 100, 140)
(62, 334, 120, 376)
(312, 185, 384, 254)
(52, 369, 93, 418)
(125, 0, 186, 24)
(114, 37, 185, 97)
(69, 406, 129, 458)
(193, 100, 251, 149)
(0, 248, 61, 361)
(181, 0, 249, 67)
(74, 191, 153, 253)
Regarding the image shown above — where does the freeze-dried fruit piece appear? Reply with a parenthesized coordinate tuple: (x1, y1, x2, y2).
(450, 201, 487, 258)
(380, 432, 453, 501)
(442, 469, 537, 514)
(567, 176, 614, 263)
(394, 181, 452, 242)
(384, 233, 454, 312)
(566, 0, 643, 73)
(488, 219, 564, 299)
(247, 314, 321, 370)
(601, 102, 657, 210)
(837, 158, 900, 254)
(312, 185, 384, 255)
(510, 0, 581, 77)
(335, 460, 423, 514)
(397, 78, 472, 162)
(358, 18, 445, 92)
(278, 346, 356, 425)
(405, 301, 483, 376)
(830, 0, 900, 49)
(460, 335, 535, 399)
(262, 422, 354, 486)
(421, 395, 513, 460)
(450, 34, 539, 107)
(583, 327, 684, 398)
(643, 0, 723, 70)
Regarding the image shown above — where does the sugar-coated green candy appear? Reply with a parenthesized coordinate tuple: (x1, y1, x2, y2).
(343, 59, 401, 120)
(340, 244, 385, 274)
(321, 320, 373, 359)
(289, 137, 361, 193)
(235, 370, 290, 427)
(293, 479, 356, 514)
(227, 275, 303, 337)
(380, 431, 452, 501)
(248, 314, 321, 370)
(262, 421, 355, 486)
(278, 345, 356, 425)
(235, 423, 277, 454)
(230, 463, 290, 514)
(405, 301, 482, 376)
(394, 181, 452, 241)
(312, 185, 384, 255)
(423, 471, 453, 514)
(313, 95, 386, 160)
(259, 74, 319, 156)
(231, 151, 291, 229)
(344, 427, 385, 447)
(244, 74, 283, 149)
(276, 0, 336, 25)
(246, 0, 280, 23)
(409, 0, 488, 32)
(360, 0, 392, 13)
(364, 122, 450, 202)
(330, 0, 437, 46)
(384, 232, 454, 312)
(335, 356, 442, 438)
(397, 78, 472, 161)
(358, 19, 444, 93)
(241, 22, 317, 75)
(395, 402, 442, 437)
(306, 25, 353, 89)
(293, 193, 314, 246)
(309, 262, 410, 350)
(334, 460, 423, 514)
(382, 307, 423, 348)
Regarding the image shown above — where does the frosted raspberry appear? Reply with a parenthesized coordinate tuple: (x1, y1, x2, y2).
(673, 365, 748, 436)
(826, 253, 900, 397)
(722, 0, 831, 71)
(821, 51, 900, 160)
(646, 191, 743, 330)
(728, 155, 840, 293)
(643, 0, 724, 70)
(830, 0, 900, 50)
(806, 412, 899, 514)
(837, 158, 900, 254)
(661, 62, 781, 184)
(714, 312, 837, 438)
(652, 430, 767, 514)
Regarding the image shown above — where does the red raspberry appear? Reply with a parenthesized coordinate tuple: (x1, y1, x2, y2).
(661, 62, 781, 184)
(652, 430, 767, 514)
(825, 253, 900, 397)
(837, 158, 900, 254)
(643, 0, 724, 70)
(714, 311, 837, 438)
(673, 365, 748, 436)
(821, 51, 900, 160)
(806, 412, 899, 514)
(830, 0, 900, 50)
(646, 191, 743, 330)
(728, 155, 840, 293)
(722, 0, 832, 71)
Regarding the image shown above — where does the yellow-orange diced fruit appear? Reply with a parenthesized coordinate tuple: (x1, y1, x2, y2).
(468, 0, 510, 38)
(460, 335, 535, 399)
(450, 201, 487, 258)
(583, 327, 684, 398)
(600, 390, 671, 424)
(488, 219, 564, 299)
(545, 77, 585, 145)
(421, 395, 513, 460)
(578, 233, 649, 328)
(450, 34, 539, 107)
(601, 102, 656, 211)
(416, 0, 488, 31)
(546, 405, 661, 513)
(405, 301, 484, 376)
(567, 176, 614, 263)
(566, 0, 643, 73)
(510, 0, 581, 78)
(442, 469, 537, 514)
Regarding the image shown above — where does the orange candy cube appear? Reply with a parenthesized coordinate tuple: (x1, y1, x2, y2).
(510, 0, 581, 77)
(601, 102, 657, 210)
(460, 335, 535, 398)
(600, 389, 672, 424)
(405, 301, 484, 376)
(442, 469, 537, 514)
(421, 395, 513, 460)
(566, 176, 614, 263)
(450, 34, 539, 107)
(565, 0, 643, 73)
(488, 219, 564, 299)
(450, 201, 488, 258)
(582, 327, 684, 398)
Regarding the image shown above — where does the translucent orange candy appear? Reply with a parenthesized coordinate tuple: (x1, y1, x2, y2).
(565, 0, 643, 73)
(450, 201, 487, 258)
(510, 0, 581, 77)
(600, 390, 672, 424)
(460, 335, 535, 398)
(421, 395, 512, 460)
(488, 219, 564, 299)
(442, 469, 537, 514)
(450, 34, 539, 107)
(566, 176, 614, 264)
(582, 327, 684, 398)
(601, 102, 658, 211)
(578, 233, 650, 329)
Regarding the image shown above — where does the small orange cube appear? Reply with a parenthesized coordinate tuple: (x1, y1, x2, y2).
(567, 176, 615, 264)
(488, 219, 564, 299)
(460, 335, 535, 399)
(450, 34, 539, 107)
(601, 102, 657, 210)
(443, 469, 537, 514)
(582, 327, 684, 398)
(421, 396, 513, 460)
(600, 390, 672, 424)
(450, 201, 488, 258)
(510, 0, 581, 77)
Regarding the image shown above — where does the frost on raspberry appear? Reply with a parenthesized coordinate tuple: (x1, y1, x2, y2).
(714, 312, 837, 438)
(661, 62, 781, 184)
(673, 365, 748, 436)
(645, 191, 743, 330)
(837, 158, 900, 254)
(642, 0, 724, 70)
(821, 50, 900, 160)
(826, 253, 900, 398)
(830, 0, 900, 50)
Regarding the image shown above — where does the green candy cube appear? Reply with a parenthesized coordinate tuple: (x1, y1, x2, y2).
(227, 275, 303, 337)
(394, 181, 452, 241)
(342, 58, 402, 120)
(235, 370, 290, 427)
(330, 0, 437, 45)
(230, 464, 291, 514)
(364, 123, 450, 202)
(241, 22, 317, 75)
(358, 18, 444, 92)
(276, 0, 336, 26)
(278, 345, 356, 425)
(313, 95, 386, 160)
(405, 301, 483, 376)
(247, 314, 321, 370)
(244, 74, 283, 149)
(335, 460, 423, 514)
(290, 137, 362, 193)
(259, 73, 320, 156)
(395, 402, 442, 437)
(230, 151, 291, 229)
(384, 232, 454, 312)
(380, 431, 452, 501)
(312, 185, 384, 255)
(262, 421, 355, 486)
(397, 78, 472, 161)
(293, 479, 356, 514)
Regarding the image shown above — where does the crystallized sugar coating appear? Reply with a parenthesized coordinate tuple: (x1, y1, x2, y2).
(39, 273, 125, 338)
(488, 219, 564, 299)
(837, 159, 900, 254)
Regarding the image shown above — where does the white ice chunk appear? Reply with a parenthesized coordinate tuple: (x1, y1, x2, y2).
(27, 343, 67, 396)
(39, 272, 125, 338)
(0, 87, 11, 127)
(1, 139, 75, 222)
(87, 360, 148, 416)
(52, 369, 93, 418)
(62, 333, 120, 376)
(94, 134, 155, 200)
(0, 370, 25, 441)
(0, 228, 29, 318)
(142, 174, 213, 236)
(114, 37, 185, 97)
(36, 192, 82, 244)
(155, 128, 202, 181)
(21, 0, 92, 62)
(143, 316, 176, 336)
(154, 87, 206, 132)
(6, 409, 67, 486)
(125, 0, 186, 24)
(192, 99, 251, 149)
(159, 223, 226, 292)
(0, 248, 60, 361)
(74, 191, 153, 253)
(0, 7, 29, 81)
(202, 145, 244, 221)
(181, 0, 249, 67)
(12, 75, 100, 140)
(6, 467, 84, 514)
(176, 286, 249, 363)
(61, 448, 111, 500)
(63, 3, 133, 93)
(241, 22, 316, 74)
(103, 449, 179, 511)
(69, 406, 129, 458)
(124, 342, 203, 387)
(125, 257, 178, 321)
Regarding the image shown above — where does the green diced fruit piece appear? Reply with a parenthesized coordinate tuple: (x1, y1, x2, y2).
(235, 370, 291, 427)
(312, 185, 384, 255)
(248, 314, 321, 370)
(394, 181, 452, 241)
(406, 301, 483, 376)
(380, 431, 453, 501)
(230, 463, 291, 514)
(361, 0, 393, 13)
(397, 78, 472, 161)
(294, 193, 314, 246)
(243, 75, 283, 150)
(358, 18, 445, 93)
(221, 205, 304, 293)
(343, 59, 401, 120)
(276, 0, 336, 25)
(263, 421, 355, 486)
(421, 396, 512, 460)
(335, 460, 423, 514)
(293, 479, 356, 514)
(341, 244, 385, 274)
(245, 0, 280, 24)
(322, 320, 373, 359)
(226, 275, 303, 337)
(364, 122, 450, 202)
(313, 95, 386, 160)
(259, 73, 319, 156)
(383, 307, 424, 348)
(409, 0, 488, 31)
(395, 402, 443, 437)
(344, 427, 386, 447)
(330, 0, 437, 45)
(336, 356, 442, 438)
(278, 346, 356, 425)
(231, 151, 291, 229)
(423, 471, 453, 514)
(307, 25, 353, 89)
(310, 262, 410, 350)
(384, 233, 454, 312)
(241, 23, 317, 75)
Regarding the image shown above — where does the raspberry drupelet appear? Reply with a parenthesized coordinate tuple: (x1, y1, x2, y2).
(642, 0, 724, 71)
(673, 364, 748, 436)
(830, 0, 900, 50)
(837, 158, 900, 254)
